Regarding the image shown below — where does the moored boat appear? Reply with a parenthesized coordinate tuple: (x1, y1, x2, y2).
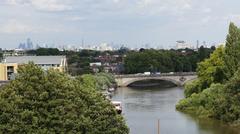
(112, 101, 122, 114)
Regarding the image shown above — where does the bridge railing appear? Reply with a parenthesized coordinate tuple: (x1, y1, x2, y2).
(115, 72, 197, 78)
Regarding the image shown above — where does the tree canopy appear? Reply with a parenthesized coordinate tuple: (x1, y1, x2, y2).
(177, 23, 240, 125)
(224, 22, 240, 79)
(183, 46, 226, 97)
(124, 48, 214, 74)
(0, 63, 129, 133)
(78, 73, 116, 91)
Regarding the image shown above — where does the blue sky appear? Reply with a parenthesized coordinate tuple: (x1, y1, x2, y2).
(0, 0, 240, 49)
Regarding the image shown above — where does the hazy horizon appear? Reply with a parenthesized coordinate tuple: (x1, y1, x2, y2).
(1, 0, 240, 49)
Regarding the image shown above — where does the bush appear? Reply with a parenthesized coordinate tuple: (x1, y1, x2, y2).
(177, 84, 224, 118)
(184, 80, 202, 97)
(78, 73, 116, 91)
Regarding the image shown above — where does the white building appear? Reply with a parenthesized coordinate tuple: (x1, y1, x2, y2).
(96, 43, 113, 51)
(176, 41, 193, 49)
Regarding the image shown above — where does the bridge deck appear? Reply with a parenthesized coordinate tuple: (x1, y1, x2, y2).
(115, 72, 196, 78)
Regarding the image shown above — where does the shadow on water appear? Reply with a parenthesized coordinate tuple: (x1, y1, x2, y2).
(128, 79, 177, 89)
(182, 113, 240, 134)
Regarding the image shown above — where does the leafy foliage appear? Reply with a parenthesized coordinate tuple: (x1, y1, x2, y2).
(183, 46, 227, 97)
(28, 48, 61, 56)
(0, 63, 129, 133)
(224, 22, 240, 79)
(124, 48, 214, 74)
(177, 84, 225, 118)
(184, 80, 203, 98)
(78, 73, 116, 91)
(177, 23, 240, 125)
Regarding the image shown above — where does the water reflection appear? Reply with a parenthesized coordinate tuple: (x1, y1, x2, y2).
(112, 86, 239, 134)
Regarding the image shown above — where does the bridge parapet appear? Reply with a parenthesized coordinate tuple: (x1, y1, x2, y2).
(115, 72, 197, 87)
(115, 72, 197, 78)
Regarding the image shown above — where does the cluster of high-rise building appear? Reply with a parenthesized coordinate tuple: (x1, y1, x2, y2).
(18, 38, 34, 50)
(3, 38, 221, 54)
(16, 38, 120, 52)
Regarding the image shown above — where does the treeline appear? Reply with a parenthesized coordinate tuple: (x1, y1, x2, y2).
(27, 48, 61, 56)
(0, 63, 129, 133)
(124, 47, 215, 74)
(176, 23, 240, 124)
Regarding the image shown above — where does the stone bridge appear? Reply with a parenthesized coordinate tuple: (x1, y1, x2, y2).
(115, 72, 197, 87)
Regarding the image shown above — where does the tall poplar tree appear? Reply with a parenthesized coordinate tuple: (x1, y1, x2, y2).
(224, 22, 240, 79)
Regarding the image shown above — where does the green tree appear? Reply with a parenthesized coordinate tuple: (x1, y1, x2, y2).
(36, 48, 60, 56)
(176, 83, 225, 118)
(124, 48, 213, 74)
(197, 46, 227, 87)
(184, 46, 227, 97)
(218, 69, 240, 122)
(0, 63, 129, 133)
(224, 22, 240, 79)
(177, 23, 240, 124)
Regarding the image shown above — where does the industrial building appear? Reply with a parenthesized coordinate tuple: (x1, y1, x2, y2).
(0, 56, 67, 80)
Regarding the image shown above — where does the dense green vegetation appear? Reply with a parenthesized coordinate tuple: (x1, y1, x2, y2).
(0, 63, 129, 133)
(0, 48, 3, 62)
(176, 23, 240, 125)
(124, 47, 214, 74)
(27, 48, 60, 56)
(78, 73, 116, 91)
(183, 46, 227, 97)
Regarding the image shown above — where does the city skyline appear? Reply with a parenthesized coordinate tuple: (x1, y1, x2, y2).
(1, 0, 240, 48)
(10, 38, 215, 51)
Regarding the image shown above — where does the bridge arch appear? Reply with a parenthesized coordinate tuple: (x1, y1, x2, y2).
(122, 77, 181, 87)
(115, 73, 197, 87)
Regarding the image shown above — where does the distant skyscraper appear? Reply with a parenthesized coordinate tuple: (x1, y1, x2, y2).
(82, 38, 84, 48)
(18, 38, 34, 50)
(145, 44, 150, 49)
(26, 38, 33, 50)
(18, 43, 26, 50)
(36, 44, 40, 49)
(196, 40, 199, 49)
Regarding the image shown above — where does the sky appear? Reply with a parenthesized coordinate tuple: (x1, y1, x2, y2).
(1, 0, 240, 49)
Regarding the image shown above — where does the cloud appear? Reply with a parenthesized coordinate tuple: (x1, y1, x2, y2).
(135, 0, 193, 15)
(1, 20, 33, 34)
(225, 14, 240, 22)
(31, 0, 72, 12)
(2, 0, 200, 16)
(66, 16, 86, 21)
(5, 0, 72, 11)
(0, 19, 64, 34)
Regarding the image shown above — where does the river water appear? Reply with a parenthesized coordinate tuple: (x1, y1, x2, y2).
(112, 86, 239, 134)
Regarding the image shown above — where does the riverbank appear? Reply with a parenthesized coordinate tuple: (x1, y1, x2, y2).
(175, 40, 240, 127)
(112, 86, 240, 134)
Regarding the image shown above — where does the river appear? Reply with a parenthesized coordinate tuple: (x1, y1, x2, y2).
(112, 86, 240, 134)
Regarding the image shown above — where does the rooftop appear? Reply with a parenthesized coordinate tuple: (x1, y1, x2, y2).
(3, 56, 66, 65)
